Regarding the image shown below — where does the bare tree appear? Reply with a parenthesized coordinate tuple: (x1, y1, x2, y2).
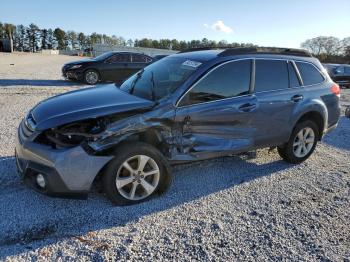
(301, 36, 341, 56)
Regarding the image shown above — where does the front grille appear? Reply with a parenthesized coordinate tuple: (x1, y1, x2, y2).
(62, 65, 69, 77)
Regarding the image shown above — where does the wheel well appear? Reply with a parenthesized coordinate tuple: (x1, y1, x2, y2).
(92, 130, 167, 191)
(295, 111, 324, 139)
(98, 129, 164, 156)
(124, 129, 163, 150)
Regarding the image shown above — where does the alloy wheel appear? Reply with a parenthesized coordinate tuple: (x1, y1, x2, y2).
(85, 71, 98, 84)
(293, 127, 315, 158)
(115, 155, 160, 201)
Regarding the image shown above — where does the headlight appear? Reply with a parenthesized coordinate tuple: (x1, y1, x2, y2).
(25, 111, 36, 131)
(70, 64, 82, 69)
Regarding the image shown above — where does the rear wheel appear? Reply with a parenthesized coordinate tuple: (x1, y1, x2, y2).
(103, 142, 171, 205)
(345, 106, 350, 118)
(84, 69, 99, 85)
(278, 120, 319, 164)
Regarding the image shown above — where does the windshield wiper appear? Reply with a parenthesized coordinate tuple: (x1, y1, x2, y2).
(129, 69, 144, 94)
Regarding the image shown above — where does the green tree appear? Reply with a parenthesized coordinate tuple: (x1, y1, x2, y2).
(77, 32, 86, 49)
(46, 29, 55, 49)
(27, 23, 40, 52)
(41, 29, 49, 49)
(4, 23, 16, 39)
(126, 39, 134, 47)
(13, 24, 27, 51)
(53, 27, 66, 50)
(90, 32, 103, 45)
(0, 22, 5, 38)
(67, 30, 78, 49)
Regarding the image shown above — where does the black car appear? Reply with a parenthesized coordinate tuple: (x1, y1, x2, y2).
(153, 54, 168, 60)
(323, 63, 350, 89)
(62, 51, 154, 85)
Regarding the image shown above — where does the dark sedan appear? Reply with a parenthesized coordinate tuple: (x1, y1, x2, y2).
(323, 63, 350, 89)
(62, 52, 154, 85)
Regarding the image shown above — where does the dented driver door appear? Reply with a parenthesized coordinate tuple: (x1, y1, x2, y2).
(174, 94, 259, 160)
(173, 58, 259, 160)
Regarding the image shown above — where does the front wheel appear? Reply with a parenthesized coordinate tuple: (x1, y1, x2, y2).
(84, 69, 99, 85)
(103, 142, 171, 205)
(278, 120, 319, 164)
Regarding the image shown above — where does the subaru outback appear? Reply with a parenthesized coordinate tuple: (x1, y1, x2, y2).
(16, 47, 341, 205)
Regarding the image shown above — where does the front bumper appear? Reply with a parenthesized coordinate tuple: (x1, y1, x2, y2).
(15, 121, 113, 198)
(62, 67, 84, 81)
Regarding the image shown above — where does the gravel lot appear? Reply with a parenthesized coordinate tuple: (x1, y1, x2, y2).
(0, 53, 349, 261)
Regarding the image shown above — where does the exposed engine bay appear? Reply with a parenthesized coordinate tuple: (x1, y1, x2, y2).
(35, 118, 108, 148)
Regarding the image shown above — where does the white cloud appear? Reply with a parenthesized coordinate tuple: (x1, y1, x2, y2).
(204, 20, 233, 34)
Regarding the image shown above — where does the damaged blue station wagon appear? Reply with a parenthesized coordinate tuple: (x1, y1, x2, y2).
(16, 47, 341, 205)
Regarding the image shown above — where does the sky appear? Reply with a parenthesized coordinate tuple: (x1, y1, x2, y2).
(1, 0, 349, 48)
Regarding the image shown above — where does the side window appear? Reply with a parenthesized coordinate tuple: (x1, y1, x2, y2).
(179, 59, 251, 106)
(106, 53, 130, 63)
(335, 66, 344, 74)
(345, 66, 350, 74)
(255, 60, 289, 92)
(288, 62, 301, 87)
(132, 54, 152, 63)
(295, 62, 324, 85)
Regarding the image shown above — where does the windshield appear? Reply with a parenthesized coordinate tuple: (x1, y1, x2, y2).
(94, 52, 114, 61)
(119, 57, 202, 101)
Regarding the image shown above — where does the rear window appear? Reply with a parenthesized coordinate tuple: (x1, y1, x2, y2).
(132, 54, 152, 63)
(295, 62, 324, 86)
(255, 60, 289, 92)
(106, 53, 131, 63)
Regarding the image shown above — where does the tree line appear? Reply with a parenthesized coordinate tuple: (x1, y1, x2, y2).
(0, 21, 255, 52)
(0, 21, 349, 63)
(0, 22, 127, 52)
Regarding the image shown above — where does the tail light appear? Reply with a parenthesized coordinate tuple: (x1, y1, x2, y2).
(331, 83, 340, 97)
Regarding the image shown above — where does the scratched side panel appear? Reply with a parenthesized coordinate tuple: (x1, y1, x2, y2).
(173, 96, 258, 160)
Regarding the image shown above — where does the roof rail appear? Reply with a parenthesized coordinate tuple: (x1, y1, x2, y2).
(219, 47, 312, 57)
(178, 46, 225, 53)
(179, 46, 312, 57)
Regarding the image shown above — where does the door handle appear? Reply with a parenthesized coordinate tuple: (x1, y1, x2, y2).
(238, 103, 256, 112)
(291, 95, 303, 102)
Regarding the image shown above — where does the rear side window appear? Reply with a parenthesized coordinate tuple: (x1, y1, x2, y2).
(344, 66, 350, 74)
(106, 53, 131, 63)
(255, 60, 289, 92)
(132, 54, 152, 63)
(180, 59, 251, 106)
(288, 62, 301, 87)
(295, 62, 324, 85)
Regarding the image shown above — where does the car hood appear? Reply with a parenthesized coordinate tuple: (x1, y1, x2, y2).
(31, 84, 155, 130)
(64, 59, 94, 66)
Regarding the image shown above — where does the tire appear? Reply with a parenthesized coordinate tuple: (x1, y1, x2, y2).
(345, 106, 350, 118)
(103, 142, 171, 205)
(277, 120, 319, 164)
(84, 69, 99, 85)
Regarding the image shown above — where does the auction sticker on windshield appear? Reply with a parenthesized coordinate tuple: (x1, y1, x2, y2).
(182, 60, 202, 68)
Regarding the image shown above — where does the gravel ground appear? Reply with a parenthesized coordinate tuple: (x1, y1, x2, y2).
(0, 53, 349, 261)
